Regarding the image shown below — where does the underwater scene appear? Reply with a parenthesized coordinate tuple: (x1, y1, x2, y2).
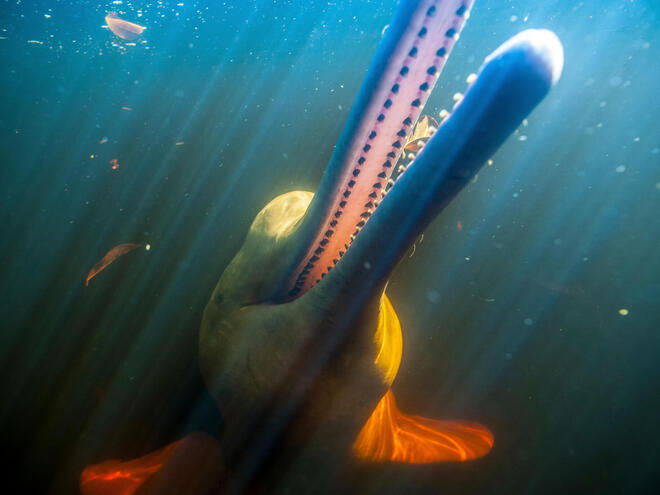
(1, 0, 658, 493)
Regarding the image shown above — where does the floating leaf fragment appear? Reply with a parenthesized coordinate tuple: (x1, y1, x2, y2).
(105, 12, 145, 41)
(85, 243, 144, 286)
(404, 115, 438, 152)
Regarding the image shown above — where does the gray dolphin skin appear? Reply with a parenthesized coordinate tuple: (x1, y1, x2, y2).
(199, 0, 563, 491)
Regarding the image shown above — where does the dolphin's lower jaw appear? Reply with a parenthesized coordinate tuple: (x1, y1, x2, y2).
(199, 6, 562, 491)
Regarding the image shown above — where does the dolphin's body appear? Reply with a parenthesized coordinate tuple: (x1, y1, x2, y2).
(199, 0, 563, 492)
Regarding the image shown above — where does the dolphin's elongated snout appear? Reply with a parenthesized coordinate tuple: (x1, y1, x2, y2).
(314, 29, 564, 307)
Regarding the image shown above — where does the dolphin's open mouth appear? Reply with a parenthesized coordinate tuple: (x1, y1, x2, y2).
(282, 0, 562, 305)
(286, 0, 475, 298)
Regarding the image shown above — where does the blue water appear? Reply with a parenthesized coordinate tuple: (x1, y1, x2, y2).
(1, 1, 658, 493)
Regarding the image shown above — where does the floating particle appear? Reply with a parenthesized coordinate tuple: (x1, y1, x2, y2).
(615, 165, 626, 173)
(85, 243, 144, 286)
(121, 106, 133, 111)
(618, 308, 629, 316)
(110, 158, 119, 170)
(518, 135, 528, 141)
(105, 12, 145, 40)
(175, 141, 184, 146)
(426, 290, 440, 304)
(99, 137, 108, 144)
(456, 220, 463, 231)
(524, 318, 533, 326)
(466, 73, 477, 84)
(145, 244, 151, 251)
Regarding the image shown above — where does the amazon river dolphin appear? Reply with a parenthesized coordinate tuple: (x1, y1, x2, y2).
(199, 0, 563, 492)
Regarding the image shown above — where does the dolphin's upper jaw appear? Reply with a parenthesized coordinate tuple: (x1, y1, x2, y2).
(280, 0, 477, 301)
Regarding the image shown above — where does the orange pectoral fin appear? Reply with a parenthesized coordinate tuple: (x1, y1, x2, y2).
(354, 389, 493, 463)
(80, 433, 222, 495)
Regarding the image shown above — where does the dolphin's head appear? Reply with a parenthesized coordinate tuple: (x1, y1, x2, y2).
(199, 25, 563, 487)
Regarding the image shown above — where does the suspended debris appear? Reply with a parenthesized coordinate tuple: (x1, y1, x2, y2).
(105, 12, 145, 41)
(404, 115, 439, 153)
(109, 158, 119, 170)
(85, 243, 144, 286)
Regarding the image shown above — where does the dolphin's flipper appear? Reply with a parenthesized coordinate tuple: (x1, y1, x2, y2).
(354, 389, 493, 463)
(79, 433, 222, 495)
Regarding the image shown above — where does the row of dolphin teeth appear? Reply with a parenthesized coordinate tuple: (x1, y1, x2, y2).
(384, 71, 477, 192)
(290, 3, 474, 295)
(311, 71, 478, 288)
(338, 69, 479, 287)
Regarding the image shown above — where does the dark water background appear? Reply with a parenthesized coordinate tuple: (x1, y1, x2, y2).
(1, 0, 658, 493)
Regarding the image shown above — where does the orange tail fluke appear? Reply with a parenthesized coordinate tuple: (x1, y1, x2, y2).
(80, 433, 222, 495)
(354, 389, 493, 463)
